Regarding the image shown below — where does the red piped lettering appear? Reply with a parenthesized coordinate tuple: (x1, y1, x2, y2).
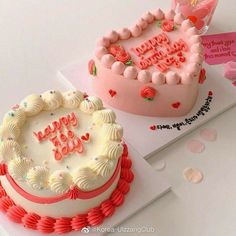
(53, 149, 63, 161)
(50, 136, 61, 147)
(69, 112, 78, 127)
(155, 62, 169, 72)
(129, 32, 188, 72)
(33, 131, 45, 142)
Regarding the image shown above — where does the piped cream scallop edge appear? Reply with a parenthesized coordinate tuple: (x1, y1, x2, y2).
(94, 9, 203, 85)
(0, 90, 124, 194)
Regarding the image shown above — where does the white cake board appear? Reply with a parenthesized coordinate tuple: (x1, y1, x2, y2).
(58, 58, 236, 159)
(0, 144, 171, 236)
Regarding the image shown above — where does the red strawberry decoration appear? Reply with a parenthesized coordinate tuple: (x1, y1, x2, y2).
(81, 133, 90, 142)
(109, 89, 117, 97)
(172, 102, 181, 109)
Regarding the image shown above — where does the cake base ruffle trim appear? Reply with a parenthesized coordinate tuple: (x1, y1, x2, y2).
(0, 145, 134, 234)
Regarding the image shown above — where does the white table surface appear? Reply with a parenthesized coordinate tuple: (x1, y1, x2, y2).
(0, 0, 236, 236)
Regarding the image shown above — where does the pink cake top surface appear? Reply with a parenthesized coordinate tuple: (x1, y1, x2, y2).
(94, 9, 204, 86)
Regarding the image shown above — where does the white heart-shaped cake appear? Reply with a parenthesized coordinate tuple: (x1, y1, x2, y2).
(89, 9, 205, 117)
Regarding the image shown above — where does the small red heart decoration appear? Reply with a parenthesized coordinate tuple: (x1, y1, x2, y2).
(150, 125, 157, 131)
(208, 91, 213, 96)
(233, 81, 236, 87)
(172, 102, 181, 109)
(81, 133, 90, 141)
(109, 89, 117, 97)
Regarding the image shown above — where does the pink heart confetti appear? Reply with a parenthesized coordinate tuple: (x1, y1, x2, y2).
(183, 167, 204, 184)
(187, 139, 205, 153)
(200, 128, 217, 142)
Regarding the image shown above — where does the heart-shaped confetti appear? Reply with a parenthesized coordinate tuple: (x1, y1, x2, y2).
(187, 139, 205, 153)
(183, 167, 204, 184)
(200, 128, 217, 142)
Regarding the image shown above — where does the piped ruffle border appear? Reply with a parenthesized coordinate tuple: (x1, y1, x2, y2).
(0, 144, 133, 234)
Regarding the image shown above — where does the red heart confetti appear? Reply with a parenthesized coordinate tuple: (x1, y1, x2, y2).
(81, 133, 90, 141)
(109, 89, 117, 97)
(172, 102, 181, 109)
(232, 81, 236, 86)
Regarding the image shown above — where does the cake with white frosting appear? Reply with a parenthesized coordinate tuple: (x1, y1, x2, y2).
(0, 90, 133, 234)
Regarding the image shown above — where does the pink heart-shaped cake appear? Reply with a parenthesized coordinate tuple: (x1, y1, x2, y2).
(89, 9, 204, 117)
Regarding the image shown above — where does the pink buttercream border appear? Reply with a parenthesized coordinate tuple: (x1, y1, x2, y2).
(94, 9, 204, 85)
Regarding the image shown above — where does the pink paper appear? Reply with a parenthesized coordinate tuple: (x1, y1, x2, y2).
(201, 32, 236, 65)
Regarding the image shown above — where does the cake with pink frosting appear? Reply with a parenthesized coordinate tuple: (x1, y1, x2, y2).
(89, 9, 205, 117)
